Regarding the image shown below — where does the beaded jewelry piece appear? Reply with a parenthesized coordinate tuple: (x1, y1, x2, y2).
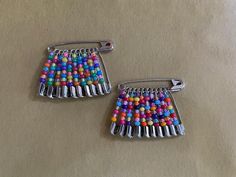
(110, 78, 185, 138)
(39, 40, 114, 98)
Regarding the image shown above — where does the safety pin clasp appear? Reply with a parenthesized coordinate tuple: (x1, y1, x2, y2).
(118, 78, 185, 92)
(47, 40, 114, 53)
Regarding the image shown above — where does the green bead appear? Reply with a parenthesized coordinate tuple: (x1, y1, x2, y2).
(48, 78, 54, 82)
(47, 81, 53, 85)
(99, 78, 105, 84)
(72, 54, 77, 58)
(48, 55, 53, 60)
(81, 81, 86, 86)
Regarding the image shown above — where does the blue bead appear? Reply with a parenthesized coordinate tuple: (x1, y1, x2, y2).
(73, 74, 79, 78)
(153, 119, 159, 123)
(77, 56, 82, 60)
(67, 65, 72, 69)
(62, 66, 67, 70)
(155, 100, 161, 105)
(78, 60, 82, 64)
(135, 121, 140, 126)
(164, 111, 170, 117)
(170, 109, 175, 113)
(173, 120, 179, 125)
(86, 77, 92, 81)
(127, 113, 132, 117)
(97, 70, 102, 76)
(43, 67, 49, 72)
(61, 73, 66, 78)
(62, 62, 67, 66)
(59, 55, 63, 60)
(48, 73, 54, 78)
(94, 63, 100, 68)
(56, 67, 61, 71)
(116, 101, 122, 107)
(89, 66, 95, 71)
(145, 105, 150, 110)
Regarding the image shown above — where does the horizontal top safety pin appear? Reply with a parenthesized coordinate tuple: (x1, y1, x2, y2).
(47, 40, 114, 53)
(118, 78, 185, 92)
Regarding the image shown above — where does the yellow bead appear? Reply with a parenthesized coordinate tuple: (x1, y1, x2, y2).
(78, 68, 84, 72)
(127, 117, 131, 121)
(161, 122, 166, 126)
(168, 106, 173, 110)
(68, 79, 73, 83)
(62, 57, 68, 62)
(111, 117, 117, 122)
(140, 107, 145, 112)
(141, 118, 146, 122)
(55, 82, 60, 86)
(134, 97, 140, 102)
(67, 76, 73, 80)
(87, 80, 92, 85)
(87, 59, 93, 64)
(148, 121, 153, 126)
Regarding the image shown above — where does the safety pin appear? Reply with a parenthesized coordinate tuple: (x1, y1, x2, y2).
(118, 78, 185, 92)
(47, 40, 114, 53)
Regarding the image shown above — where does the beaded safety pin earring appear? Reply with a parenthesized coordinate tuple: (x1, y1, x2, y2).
(39, 40, 114, 98)
(110, 78, 185, 139)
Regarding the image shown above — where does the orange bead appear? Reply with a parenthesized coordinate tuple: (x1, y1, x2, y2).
(44, 63, 50, 67)
(93, 80, 98, 85)
(141, 122, 147, 126)
(165, 98, 171, 103)
(111, 117, 117, 122)
(121, 112, 126, 117)
(74, 82, 80, 86)
(129, 97, 134, 102)
(134, 102, 139, 106)
(134, 113, 140, 118)
(151, 106, 156, 111)
(161, 122, 167, 126)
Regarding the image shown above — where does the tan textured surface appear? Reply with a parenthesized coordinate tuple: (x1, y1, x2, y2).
(0, 0, 236, 177)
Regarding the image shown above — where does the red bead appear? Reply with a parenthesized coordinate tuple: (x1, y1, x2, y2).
(165, 97, 171, 103)
(161, 105, 167, 109)
(128, 105, 133, 109)
(170, 113, 176, 118)
(61, 81, 66, 86)
(141, 122, 147, 127)
(146, 113, 151, 117)
(154, 123, 159, 127)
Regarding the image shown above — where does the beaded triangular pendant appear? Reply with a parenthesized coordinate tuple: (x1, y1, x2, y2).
(110, 78, 185, 138)
(39, 40, 114, 98)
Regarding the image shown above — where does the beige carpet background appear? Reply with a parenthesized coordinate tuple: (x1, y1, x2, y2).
(0, 0, 236, 177)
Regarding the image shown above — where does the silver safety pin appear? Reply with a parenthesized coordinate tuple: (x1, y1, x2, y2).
(47, 40, 114, 53)
(118, 78, 185, 92)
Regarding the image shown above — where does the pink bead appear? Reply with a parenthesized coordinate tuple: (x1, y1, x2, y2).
(50, 71, 54, 74)
(157, 108, 162, 113)
(119, 120, 125, 125)
(47, 60, 52, 63)
(166, 120, 172, 125)
(62, 70, 67, 74)
(73, 67, 78, 71)
(64, 52, 68, 57)
(134, 118, 140, 121)
(154, 123, 159, 127)
(112, 114, 117, 117)
(54, 56, 58, 60)
(79, 64, 83, 67)
(73, 71, 78, 74)
(145, 96, 150, 101)
(113, 110, 119, 114)
(67, 72, 72, 76)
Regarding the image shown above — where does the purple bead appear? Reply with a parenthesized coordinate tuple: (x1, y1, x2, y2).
(126, 121, 131, 126)
(40, 78, 46, 83)
(67, 82, 73, 86)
